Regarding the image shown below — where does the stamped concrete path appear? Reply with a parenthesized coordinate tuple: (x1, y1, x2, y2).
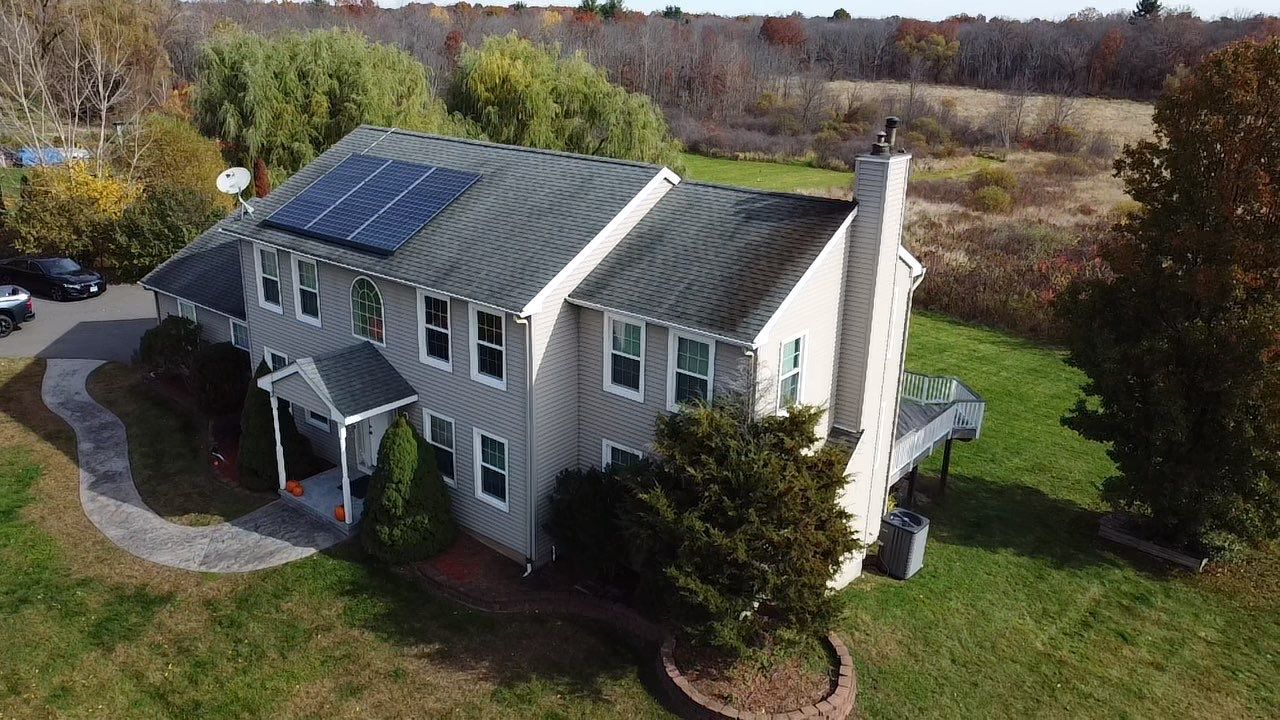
(41, 358, 347, 573)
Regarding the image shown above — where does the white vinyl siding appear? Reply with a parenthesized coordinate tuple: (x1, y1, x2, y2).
(424, 410, 456, 486)
(177, 300, 197, 323)
(255, 244, 282, 313)
(293, 255, 322, 326)
(350, 276, 385, 345)
(470, 305, 506, 390)
(230, 319, 250, 350)
(602, 439, 642, 469)
(667, 331, 714, 409)
(603, 313, 644, 402)
(777, 335, 805, 410)
(417, 290, 452, 371)
(473, 429, 509, 511)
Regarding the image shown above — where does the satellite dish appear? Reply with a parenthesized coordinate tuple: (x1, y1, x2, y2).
(217, 167, 251, 196)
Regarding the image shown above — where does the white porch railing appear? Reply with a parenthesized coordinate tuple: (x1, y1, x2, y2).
(900, 371, 985, 438)
(890, 404, 959, 480)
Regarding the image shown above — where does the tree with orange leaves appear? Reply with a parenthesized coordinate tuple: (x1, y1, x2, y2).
(1057, 38, 1280, 557)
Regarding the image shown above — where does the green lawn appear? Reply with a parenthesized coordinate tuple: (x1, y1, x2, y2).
(0, 166, 25, 203)
(679, 153, 851, 195)
(840, 315, 1279, 718)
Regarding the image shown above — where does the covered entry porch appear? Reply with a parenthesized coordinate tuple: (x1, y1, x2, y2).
(256, 343, 418, 527)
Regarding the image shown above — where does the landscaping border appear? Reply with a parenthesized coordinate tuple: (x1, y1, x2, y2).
(657, 633, 857, 720)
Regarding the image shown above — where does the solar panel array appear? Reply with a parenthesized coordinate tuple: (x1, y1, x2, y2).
(263, 154, 481, 256)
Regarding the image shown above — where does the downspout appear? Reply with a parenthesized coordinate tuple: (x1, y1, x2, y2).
(514, 314, 536, 577)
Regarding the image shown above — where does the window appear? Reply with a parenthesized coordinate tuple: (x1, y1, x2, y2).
(602, 440, 642, 469)
(264, 347, 288, 372)
(230, 319, 249, 351)
(668, 332, 714, 409)
(604, 313, 644, 401)
(255, 245, 282, 312)
(417, 290, 451, 370)
(293, 256, 321, 326)
(470, 306, 506, 390)
(350, 277, 384, 344)
(777, 336, 805, 410)
(306, 408, 330, 431)
(473, 429, 508, 510)
(424, 411, 456, 485)
(177, 300, 197, 323)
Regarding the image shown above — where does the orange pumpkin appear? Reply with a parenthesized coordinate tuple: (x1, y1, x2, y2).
(334, 505, 346, 522)
(285, 480, 299, 493)
(290, 484, 304, 497)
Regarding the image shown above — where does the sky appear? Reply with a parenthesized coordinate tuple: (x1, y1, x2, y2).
(383, 1, 1276, 21)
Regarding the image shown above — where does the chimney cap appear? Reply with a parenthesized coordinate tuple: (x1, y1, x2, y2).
(885, 116, 901, 129)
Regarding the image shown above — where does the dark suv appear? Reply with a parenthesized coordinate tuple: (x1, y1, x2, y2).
(0, 257, 106, 301)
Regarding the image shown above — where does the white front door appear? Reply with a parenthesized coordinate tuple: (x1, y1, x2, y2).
(355, 412, 391, 474)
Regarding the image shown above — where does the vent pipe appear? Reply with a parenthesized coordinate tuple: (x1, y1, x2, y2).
(870, 117, 901, 155)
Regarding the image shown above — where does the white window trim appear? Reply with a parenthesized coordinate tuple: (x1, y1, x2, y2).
(469, 304, 507, 391)
(350, 276, 387, 347)
(602, 312, 645, 403)
(305, 407, 331, 431)
(776, 333, 808, 413)
(263, 346, 288, 371)
(472, 427, 510, 512)
(291, 254, 322, 327)
(423, 409, 456, 486)
(229, 319, 249, 350)
(416, 289, 452, 372)
(666, 330, 716, 411)
(602, 439, 643, 469)
(177, 299, 197, 323)
(254, 243, 283, 314)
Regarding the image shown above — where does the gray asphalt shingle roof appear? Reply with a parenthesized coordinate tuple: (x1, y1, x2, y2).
(570, 182, 855, 344)
(140, 231, 245, 320)
(216, 126, 663, 312)
(297, 343, 416, 419)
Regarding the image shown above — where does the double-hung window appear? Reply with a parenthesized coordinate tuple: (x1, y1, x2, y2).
(230, 319, 250, 351)
(351, 277, 385, 344)
(777, 336, 805, 410)
(263, 347, 289, 410)
(668, 331, 714, 409)
(177, 300, 197, 323)
(256, 245, 282, 312)
(604, 313, 644, 401)
(293, 256, 321, 326)
(417, 290, 451, 370)
(470, 306, 506, 390)
(474, 429, 508, 510)
(424, 411, 455, 485)
(602, 440, 642, 469)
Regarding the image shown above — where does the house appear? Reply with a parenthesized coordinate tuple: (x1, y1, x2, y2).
(141, 119, 983, 585)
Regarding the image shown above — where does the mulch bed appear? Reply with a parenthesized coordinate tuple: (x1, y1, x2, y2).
(675, 641, 836, 715)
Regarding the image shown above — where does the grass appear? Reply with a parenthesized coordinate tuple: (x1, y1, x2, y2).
(0, 166, 24, 203)
(679, 153, 851, 195)
(0, 358, 670, 719)
(840, 315, 1279, 718)
(87, 363, 273, 525)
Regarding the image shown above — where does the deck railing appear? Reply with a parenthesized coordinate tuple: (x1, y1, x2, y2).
(901, 371, 985, 437)
(891, 404, 960, 480)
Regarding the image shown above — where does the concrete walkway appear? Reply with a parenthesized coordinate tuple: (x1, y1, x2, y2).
(41, 358, 347, 573)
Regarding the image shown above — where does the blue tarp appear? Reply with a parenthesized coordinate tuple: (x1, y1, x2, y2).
(15, 147, 67, 167)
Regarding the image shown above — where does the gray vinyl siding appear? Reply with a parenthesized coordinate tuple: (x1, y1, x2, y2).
(752, 230, 847, 437)
(273, 373, 341, 464)
(239, 239, 532, 557)
(575, 307, 752, 471)
(527, 172, 676, 561)
(155, 292, 234, 346)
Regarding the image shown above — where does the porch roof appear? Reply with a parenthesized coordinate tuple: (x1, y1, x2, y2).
(258, 343, 417, 424)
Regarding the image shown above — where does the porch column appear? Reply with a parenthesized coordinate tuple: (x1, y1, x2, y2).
(337, 424, 353, 524)
(268, 395, 287, 491)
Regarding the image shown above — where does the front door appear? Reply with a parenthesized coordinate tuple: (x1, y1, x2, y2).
(355, 412, 391, 474)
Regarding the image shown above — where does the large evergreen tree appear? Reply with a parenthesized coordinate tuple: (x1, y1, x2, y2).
(1057, 38, 1280, 555)
(449, 34, 682, 168)
(362, 415, 456, 562)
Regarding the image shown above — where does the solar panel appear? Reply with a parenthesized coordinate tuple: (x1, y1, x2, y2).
(263, 154, 480, 256)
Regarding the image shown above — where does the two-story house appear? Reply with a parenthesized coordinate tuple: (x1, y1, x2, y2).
(141, 120, 982, 585)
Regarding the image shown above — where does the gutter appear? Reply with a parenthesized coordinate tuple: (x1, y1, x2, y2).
(514, 314, 536, 577)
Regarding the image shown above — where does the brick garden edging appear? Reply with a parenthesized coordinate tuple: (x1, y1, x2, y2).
(657, 633, 857, 720)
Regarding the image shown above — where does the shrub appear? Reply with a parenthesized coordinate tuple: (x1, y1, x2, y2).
(546, 466, 630, 578)
(1039, 155, 1093, 177)
(967, 165, 1017, 192)
(238, 361, 313, 491)
(109, 187, 224, 282)
(970, 185, 1013, 213)
(362, 415, 456, 562)
(190, 342, 250, 417)
(131, 113, 233, 212)
(138, 316, 201, 377)
(624, 401, 861, 656)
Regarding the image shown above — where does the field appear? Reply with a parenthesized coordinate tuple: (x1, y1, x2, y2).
(679, 153, 852, 195)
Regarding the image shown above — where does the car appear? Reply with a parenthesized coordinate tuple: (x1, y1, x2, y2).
(0, 285, 35, 338)
(0, 257, 106, 301)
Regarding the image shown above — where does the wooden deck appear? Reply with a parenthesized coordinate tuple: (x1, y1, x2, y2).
(891, 372, 985, 482)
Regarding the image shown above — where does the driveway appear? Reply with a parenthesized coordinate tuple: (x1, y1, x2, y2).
(0, 284, 155, 363)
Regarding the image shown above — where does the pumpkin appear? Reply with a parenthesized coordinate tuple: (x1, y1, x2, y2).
(290, 484, 304, 497)
(285, 480, 298, 493)
(334, 505, 346, 522)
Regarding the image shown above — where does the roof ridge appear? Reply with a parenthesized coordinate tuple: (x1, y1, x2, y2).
(358, 125, 666, 172)
(680, 179, 856, 206)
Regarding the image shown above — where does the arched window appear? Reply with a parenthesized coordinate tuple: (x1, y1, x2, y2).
(351, 277, 384, 344)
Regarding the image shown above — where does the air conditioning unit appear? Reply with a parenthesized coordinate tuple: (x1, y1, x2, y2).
(879, 508, 930, 580)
